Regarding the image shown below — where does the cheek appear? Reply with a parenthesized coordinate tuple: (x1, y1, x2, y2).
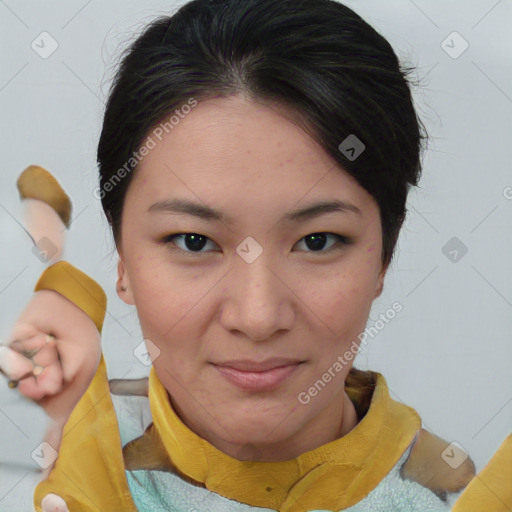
(126, 253, 176, 329)
(127, 255, 209, 342)
(301, 268, 377, 338)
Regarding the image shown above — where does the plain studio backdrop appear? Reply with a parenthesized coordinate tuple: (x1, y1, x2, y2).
(0, 1, 511, 510)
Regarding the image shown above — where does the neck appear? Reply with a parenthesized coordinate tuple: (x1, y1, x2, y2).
(169, 387, 360, 462)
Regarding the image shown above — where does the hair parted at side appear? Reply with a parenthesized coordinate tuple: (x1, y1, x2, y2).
(97, 0, 427, 269)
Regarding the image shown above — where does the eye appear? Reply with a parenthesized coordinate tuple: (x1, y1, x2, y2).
(163, 233, 219, 254)
(294, 233, 350, 253)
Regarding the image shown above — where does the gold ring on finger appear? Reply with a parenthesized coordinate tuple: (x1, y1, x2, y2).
(32, 364, 44, 377)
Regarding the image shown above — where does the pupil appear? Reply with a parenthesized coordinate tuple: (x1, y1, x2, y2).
(306, 233, 326, 251)
(185, 234, 207, 251)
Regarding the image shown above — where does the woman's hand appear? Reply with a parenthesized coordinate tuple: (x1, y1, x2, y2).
(1, 288, 101, 423)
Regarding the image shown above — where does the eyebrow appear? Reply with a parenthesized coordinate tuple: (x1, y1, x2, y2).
(148, 198, 362, 224)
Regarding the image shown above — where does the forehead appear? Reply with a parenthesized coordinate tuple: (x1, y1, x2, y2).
(142, 95, 329, 173)
(128, 95, 376, 216)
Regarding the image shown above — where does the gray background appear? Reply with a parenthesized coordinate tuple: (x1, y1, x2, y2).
(1, 0, 511, 510)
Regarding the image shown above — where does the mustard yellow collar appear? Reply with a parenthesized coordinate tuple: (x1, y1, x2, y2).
(149, 367, 421, 511)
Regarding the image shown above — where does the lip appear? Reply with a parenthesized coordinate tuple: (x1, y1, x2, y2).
(211, 361, 303, 392)
(212, 358, 304, 372)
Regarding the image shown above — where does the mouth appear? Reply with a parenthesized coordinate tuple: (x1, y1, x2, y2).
(210, 360, 305, 392)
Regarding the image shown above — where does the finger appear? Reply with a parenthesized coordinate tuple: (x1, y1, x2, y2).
(41, 493, 70, 512)
(7, 321, 39, 346)
(22, 199, 66, 264)
(17, 365, 63, 400)
(18, 341, 63, 400)
(9, 332, 55, 358)
(0, 345, 34, 381)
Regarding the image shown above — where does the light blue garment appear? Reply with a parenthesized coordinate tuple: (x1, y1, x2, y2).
(124, 447, 450, 512)
(112, 393, 454, 512)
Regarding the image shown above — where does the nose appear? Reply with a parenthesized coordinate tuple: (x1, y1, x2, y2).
(218, 252, 295, 342)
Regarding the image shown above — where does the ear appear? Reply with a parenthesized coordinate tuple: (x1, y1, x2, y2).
(374, 261, 389, 299)
(117, 256, 135, 305)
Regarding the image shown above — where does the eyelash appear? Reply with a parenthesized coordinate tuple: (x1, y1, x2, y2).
(161, 232, 351, 256)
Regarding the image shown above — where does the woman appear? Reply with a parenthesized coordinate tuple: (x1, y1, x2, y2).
(1, 0, 510, 510)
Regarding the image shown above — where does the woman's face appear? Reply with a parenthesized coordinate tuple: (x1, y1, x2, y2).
(117, 95, 387, 460)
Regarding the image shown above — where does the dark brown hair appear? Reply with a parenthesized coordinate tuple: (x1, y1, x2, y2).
(97, 0, 426, 269)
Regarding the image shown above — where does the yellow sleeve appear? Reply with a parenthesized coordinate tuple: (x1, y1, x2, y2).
(34, 260, 107, 333)
(31, 261, 137, 511)
(33, 354, 137, 511)
(453, 433, 512, 512)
